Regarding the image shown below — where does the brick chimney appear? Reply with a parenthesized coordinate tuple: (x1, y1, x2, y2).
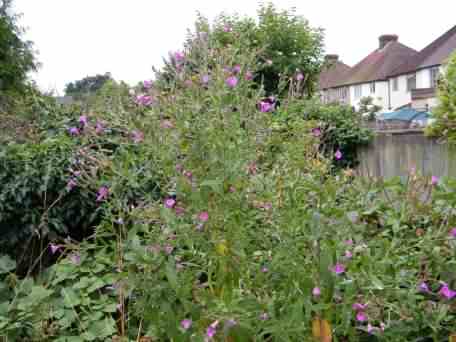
(325, 54, 339, 63)
(379, 34, 398, 49)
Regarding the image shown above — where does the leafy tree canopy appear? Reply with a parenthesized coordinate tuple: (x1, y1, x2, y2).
(64, 72, 113, 99)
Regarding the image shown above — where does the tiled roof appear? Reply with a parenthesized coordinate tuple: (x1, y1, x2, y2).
(318, 60, 352, 90)
(390, 25, 456, 76)
(338, 41, 417, 86)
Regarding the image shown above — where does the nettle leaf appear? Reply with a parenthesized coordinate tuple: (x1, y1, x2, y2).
(62, 288, 81, 308)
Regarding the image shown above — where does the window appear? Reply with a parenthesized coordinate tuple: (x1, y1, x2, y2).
(392, 77, 398, 91)
(354, 85, 362, 99)
(430, 67, 440, 88)
(369, 82, 375, 94)
(406, 74, 416, 92)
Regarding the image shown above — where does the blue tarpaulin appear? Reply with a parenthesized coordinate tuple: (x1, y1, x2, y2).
(379, 108, 431, 122)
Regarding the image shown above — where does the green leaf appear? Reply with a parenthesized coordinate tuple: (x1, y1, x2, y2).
(0, 255, 16, 274)
(62, 288, 81, 308)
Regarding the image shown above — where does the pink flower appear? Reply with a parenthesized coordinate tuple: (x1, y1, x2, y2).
(198, 211, 209, 222)
(380, 322, 386, 332)
(96, 186, 109, 202)
(69, 253, 81, 265)
(225, 76, 238, 88)
(206, 320, 219, 339)
(131, 130, 144, 143)
(181, 319, 192, 330)
(259, 312, 269, 321)
(261, 266, 269, 273)
(344, 239, 354, 246)
(229, 186, 236, 193)
(431, 176, 439, 185)
(233, 65, 241, 74)
(331, 263, 345, 275)
(296, 73, 304, 81)
(311, 127, 321, 137)
(164, 198, 176, 208)
(143, 80, 153, 89)
(66, 179, 77, 191)
(201, 74, 210, 85)
(160, 120, 174, 129)
(175, 206, 185, 216)
(259, 101, 274, 113)
(164, 244, 174, 255)
(312, 287, 321, 297)
(69, 127, 80, 136)
(356, 311, 367, 322)
(245, 71, 254, 81)
(223, 25, 232, 32)
(135, 94, 153, 106)
(173, 51, 185, 63)
(183, 170, 193, 180)
(175, 164, 183, 173)
(95, 121, 104, 134)
(335, 149, 343, 160)
(49, 243, 61, 254)
(345, 250, 353, 259)
(79, 115, 88, 127)
(352, 303, 367, 311)
(439, 283, 456, 299)
(418, 281, 430, 293)
(450, 228, 456, 238)
(367, 323, 374, 334)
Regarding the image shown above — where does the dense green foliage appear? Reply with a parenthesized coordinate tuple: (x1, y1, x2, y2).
(426, 51, 456, 143)
(65, 73, 114, 100)
(157, 4, 324, 97)
(0, 0, 37, 112)
(0, 4, 455, 342)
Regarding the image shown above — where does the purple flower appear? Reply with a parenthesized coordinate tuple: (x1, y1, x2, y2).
(131, 130, 144, 143)
(229, 186, 236, 193)
(439, 283, 456, 299)
(261, 266, 269, 273)
(312, 287, 321, 297)
(233, 65, 241, 74)
(180, 319, 192, 330)
(164, 198, 176, 209)
(95, 121, 104, 134)
(49, 243, 61, 254)
(201, 74, 210, 85)
(431, 176, 439, 185)
(143, 80, 153, 89)
(345, 250, 353, 259)
(259, 101, 274, 113)
(198, 211, 209, 222)
(175, 206, 185, 216)
(356, 311, 367, 322)
(380, 322, 386, 332)
(175, 164, 183, 173)
(66, 179, 77, 191)
(419, 281, 430, 293)
(367, 323, 374, 334)
(79, 115, 88, 127)
(69, 127, 80, 136)
(225, 76, 238, 88)
(69, 253, 81, 265)
(183, 170, 193, 180)
(331, 263, 345, 275)
(223, 25, 232, 32)
(96, 186, 109, 202)
(259, 312, 269, 321)
(311, 127, 321, 137)
(344, 239, 354, 246)
(450, 228, 456, 238)
(335, 149, 343, 160)
(296, 73, 304, 81)
(352, 303, 367, 311)
(245, 71, 253, 81)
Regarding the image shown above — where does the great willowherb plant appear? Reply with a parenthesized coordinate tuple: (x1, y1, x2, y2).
(1, 5, 456, 342)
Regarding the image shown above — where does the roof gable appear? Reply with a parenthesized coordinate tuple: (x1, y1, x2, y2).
(319, 60, 352, 90)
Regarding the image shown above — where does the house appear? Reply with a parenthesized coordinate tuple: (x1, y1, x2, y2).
(320, 35, 417, 111)
(320, 26, 456, 113)
(318, 55, 352, 105)
(388, 25, 456, 111)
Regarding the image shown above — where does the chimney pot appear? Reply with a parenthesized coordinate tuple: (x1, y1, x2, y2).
(379, 34, 398, 49)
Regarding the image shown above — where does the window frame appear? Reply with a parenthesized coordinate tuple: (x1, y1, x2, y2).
(354, 84, 362, 99)
(392, 77, 398, 91)
(406, 74, 416, 92)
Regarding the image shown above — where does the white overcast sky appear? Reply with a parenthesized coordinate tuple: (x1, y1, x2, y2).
(13, 0, 456, 94)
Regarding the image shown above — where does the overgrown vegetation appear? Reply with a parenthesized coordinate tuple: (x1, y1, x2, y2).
(1, 4, 455, 342)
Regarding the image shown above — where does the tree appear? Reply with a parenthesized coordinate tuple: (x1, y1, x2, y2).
(64, 73, 113, 100)
(156, 4, 325, 97)
(0, 0, 37, 110)
(426, 51, 456, 143)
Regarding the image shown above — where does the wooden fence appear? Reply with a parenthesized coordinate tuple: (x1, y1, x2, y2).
(357, 129, 456, 178)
